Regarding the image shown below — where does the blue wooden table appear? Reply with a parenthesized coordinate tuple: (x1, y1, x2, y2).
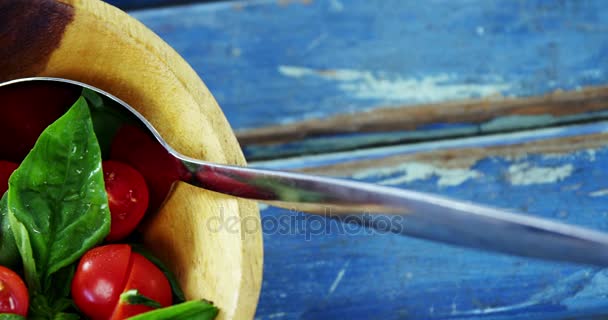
(109, 0, 608, 318)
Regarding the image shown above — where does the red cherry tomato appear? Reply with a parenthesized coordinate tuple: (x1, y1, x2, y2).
(72, 245, 172, 320)
(103, 161, 150, 241)
(71, 244, 131, 320)
(110, 254, 172, 320)
(0, 265, 29, 316)
(110, 125, 191, 212)
(0, 161, 18, 195)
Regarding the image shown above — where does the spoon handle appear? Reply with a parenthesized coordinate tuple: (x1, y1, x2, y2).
(177, 155, 608, 267)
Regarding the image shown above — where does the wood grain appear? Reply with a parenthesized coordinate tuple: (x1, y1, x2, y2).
(0, 0, 262, 319)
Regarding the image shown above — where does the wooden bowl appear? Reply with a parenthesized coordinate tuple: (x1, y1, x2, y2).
(0, 0, 263, 319)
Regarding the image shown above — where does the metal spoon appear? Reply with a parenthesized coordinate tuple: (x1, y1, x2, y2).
(2, 77, 608, 267)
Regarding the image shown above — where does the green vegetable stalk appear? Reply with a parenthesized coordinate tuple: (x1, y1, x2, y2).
(0, 314, 26, 320)
(126, 300, 219, 320)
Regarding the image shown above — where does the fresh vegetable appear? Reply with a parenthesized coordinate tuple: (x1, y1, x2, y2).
(126, 300, 218, 320)
(119, 290, 162, 309)
(130, 245, 185, 304)
(71, 244, 172, 320)
(0, 266, 28, 316)
(6, 97, 110, 317)
(0, 86, 216, 319)
(0, 314, 25, 320)
(0, 195, 18, 268)
(103, 161, 150, 242)
(0, 161, 18, 196)
(0, 162, 20, 268)
(70, 244, 130, 320)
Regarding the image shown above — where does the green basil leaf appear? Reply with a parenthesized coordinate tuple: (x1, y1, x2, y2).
(80, 87, 104, 109)
(0, 314, 26, 320)
(7, 97, 110, 290)
(120, 289, 162, 308)
(8, 209, 38, 291)
(131, 244, 186, 303)
(0, 194, 19, 268)
(126, 300, 219, 320)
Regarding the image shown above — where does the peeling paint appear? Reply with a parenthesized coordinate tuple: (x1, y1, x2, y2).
(278, 65, 512, 103)
(328, 260, 350, 295)
(563, 270, 608, 307)
(541, 148, 598, 161)
(589, 189, 608, 197)
(481, 115, 556, 132)
(508, 163, 574, 186)
(452, 269, 596, 316)
(582, 68, 603, 79)
(353, 162, 480, 187)
(329, 0, 344, 11)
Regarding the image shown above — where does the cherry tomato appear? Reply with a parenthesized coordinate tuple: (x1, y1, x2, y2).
(110, 125, 191, 212)
(71, 244, 131, 320)
(103, 161, 150, 241)
(109, 254, 172, 320)
(0, 265, 29, 316)
(72, 245, 172, 320)
(0, 161, 18, 196)
(0, 81, 80, 162)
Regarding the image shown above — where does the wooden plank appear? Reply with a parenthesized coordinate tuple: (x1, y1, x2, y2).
(241, 85, 608, 159)
(129, 0, 608, 157)
(252, 121, 608, 319)
(239, 86, 608, 145)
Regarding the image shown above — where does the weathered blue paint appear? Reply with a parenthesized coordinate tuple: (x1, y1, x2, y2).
(255, 124, 608, 319)
(130, 0, 608, 133)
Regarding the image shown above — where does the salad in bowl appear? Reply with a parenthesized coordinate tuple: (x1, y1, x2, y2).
(1, 0, 263, 319)
(0, 85, 218, 319)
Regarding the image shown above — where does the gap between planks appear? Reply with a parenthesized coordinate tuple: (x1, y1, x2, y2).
(237, 85, 608, 146)
(251, 121, 608, 176)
